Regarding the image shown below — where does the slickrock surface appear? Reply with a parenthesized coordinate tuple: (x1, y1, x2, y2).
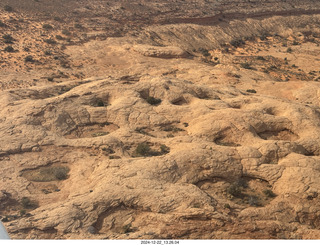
(1, 0, 320, 240)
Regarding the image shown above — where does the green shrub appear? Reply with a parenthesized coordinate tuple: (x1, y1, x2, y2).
(135, 143, 151, 157)
(55, 35, 64, 40)
(74, 23, 83, 29)
(227, 183, 242, 197)
(230, 39, 245, 48)
(62, 29, 71, 36)
(44, 38, 57, 45)
(257, 56, 265, 61)
(263, 189, 276, 198)
(240, 62, 252, 69)
(248, 195, 261, 206)
(3, 34, 14, 43)
(160, 144, 170, 154)
(42, 24, 53, 30)
(4, 45, 14, 52)
(286, 47, 293, 53)
(246, 89, 257, 93)
(21, 197, 34, 209)
(4, 5, 13, 12)
(122, 224, 132, 234)
(24, 55, 34, 62)
(146, 96, 161, 105)
(0, 21, 6, 27)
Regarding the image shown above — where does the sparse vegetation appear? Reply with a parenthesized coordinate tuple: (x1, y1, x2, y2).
(246, 89, 257, 93)
(4, 45, 14, 52)
(21, 197, 37, 209)
(3, 34, 14, 44)
(263, 189, 276, 198)
(135, 143, 151, 157)
(4, 5, 13, 12)
(44, 38, 57, 45)
(42, 24, 53, 30)
(240, 62, 253, 69)
(287, 47, 293, 53)
(23, 166, 70, 182)
(230, 39, 245, 48)
(146, 96, 162, 105)
(62, 29, 72, 36)
(92, 132, 108, 137)
(0, 21, 6, 27)
(248, 195, 261, 206)
(134, 143, 170, 157)
(24, 55, 34, 63)
(227, 183, 242, 198)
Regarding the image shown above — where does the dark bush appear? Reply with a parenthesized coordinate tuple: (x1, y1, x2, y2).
(24, 55, 34, 62)
(230, 39, 245, 48)
(55, 35, 64, 40)
(287, 47, 293, 53)
(240, 62, 253, 69)
(21, 197, 36, 209)
(248, 195, 261, 206)
(135, 143, 151, 157)
(3, 34, 14, 43)
(0, 21, 6, 27)
(44, 38, 57, 45)
(263, 189, 276, 198)
(4, 5, 13, 12)
(62, 29, 71, 36)
(146, 96, 161, 105)
(246, 89, 257, 93)
(42, 24, 53, 30)
(4, 45, 14, 52)
(227, 183, 242, 197)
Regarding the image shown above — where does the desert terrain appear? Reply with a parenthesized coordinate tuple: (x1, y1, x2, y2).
(1, 0, 320, 240)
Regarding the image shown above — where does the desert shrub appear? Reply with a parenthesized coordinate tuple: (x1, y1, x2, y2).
(292, 41, 299, 46)
(235, 178, 248, 188)
(122, 224, 132, 234)
(54, 168, 69, 180)
(248, 195, 261, 206)
(263, 189, 276, 198)
(44, 50, 52, 55)
(53, 16, 62, 22)
(19, 209, 26, 216)
(230, 39, 245, 48)
(160, 144, 170, 154)
(257, 56, 265, 61)
(62, 29, 71, 36)
(286, 47, 293, 53)
(135, 143, 151, 157)
(146, 96, 161, 105)
(4, 45, 14, 52)
(74, 23, 83, 29)
(21, 197, 36, 209)
(91, 132, 108, 137)
(0, 21, 6, 27)
(227, 183, 242, 197)
(55, 35, 64, 40)
(44, 38, 57, 45)
(3, 34, 14, 43)
(42, 24, 53, 30)
(199, 48, 210, 57)
(4, 5, 13, 12)
(240, 62, 252, 69)
(246, 89, 257, 93)
(224, 204, 231, 209)
(259, 33, 269, 41)
(24, 55, 34, 62)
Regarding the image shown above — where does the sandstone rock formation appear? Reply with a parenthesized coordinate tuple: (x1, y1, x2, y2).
(1, 0, 320, 240)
